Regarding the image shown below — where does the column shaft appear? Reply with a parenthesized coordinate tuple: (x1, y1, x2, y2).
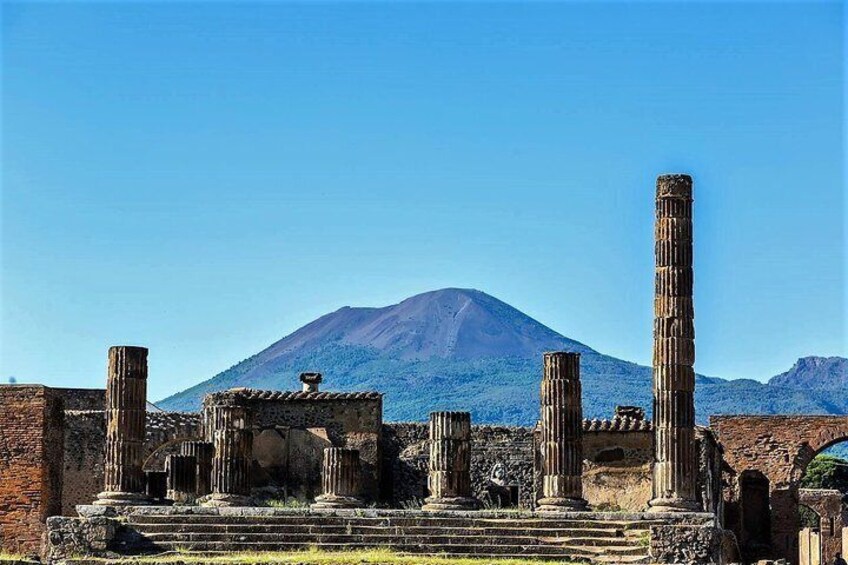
(650, 174, 699, 512)
(95, 346, 149, 505)
(422, 411, 479, 511)
(180, 441, 214, 497)
(538, 351, 587, 511)
(202, 402, 253, 507)
(311, 447, 364, 509)
(166, 454, 198, 504)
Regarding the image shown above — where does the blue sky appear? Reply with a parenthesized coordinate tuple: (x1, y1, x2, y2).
(1, 1, 844, 402)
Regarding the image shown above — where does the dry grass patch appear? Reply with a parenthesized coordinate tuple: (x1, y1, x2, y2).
(100, 547, 580, 565)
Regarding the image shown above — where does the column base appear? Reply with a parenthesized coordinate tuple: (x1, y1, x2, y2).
(310, 494, 365, 510)
(198, 493, 253, 507)
(421, 496, 481, 512)
(93, 491, 150, 506)
(648, 496, 701, 513)
(536, 497, 589, 512)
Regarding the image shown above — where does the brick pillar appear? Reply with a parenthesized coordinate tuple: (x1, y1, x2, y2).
(537, 351, 588, 512)
(649, 174, 699, 512)
(311, 447, 365, 509)
(180, 441, 214, 497)
(95, 346, 150, 506)
(145, 470, 167, 503)
(166, 454, 198, 504)
(422, 411, 480, 511)
(201, 402, 253, 506)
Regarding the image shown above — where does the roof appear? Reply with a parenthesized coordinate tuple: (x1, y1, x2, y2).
(206, 388, 382, 404)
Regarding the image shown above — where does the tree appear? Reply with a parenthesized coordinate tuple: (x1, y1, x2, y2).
(801, 454, 848, 496)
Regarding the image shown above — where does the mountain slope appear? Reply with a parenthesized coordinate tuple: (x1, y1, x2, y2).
(158, 289, 847, 425)
(768, 356, 848, 390)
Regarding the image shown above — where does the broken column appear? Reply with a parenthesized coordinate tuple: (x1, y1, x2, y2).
(422, 411, 480, 511)
(145, 471, 168, 503)
(180, 441, 214, 497)
(94, 346, 150, 506)
(311, 447, 365, 509)
(201, 393, 254, 507)
(649, 173, 699, 512)
(166, 454, 198, 504)
(537, 351, 588, 512)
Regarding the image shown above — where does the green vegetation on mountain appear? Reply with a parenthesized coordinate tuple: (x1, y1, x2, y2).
(158, 289, 847, 426)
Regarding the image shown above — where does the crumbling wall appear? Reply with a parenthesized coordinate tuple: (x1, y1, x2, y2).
(583, 429, 653, 511)
(62, 411, 106, 515)
(204, 390, 383, 502)
(383, 421, 654, 510)
(711, 414, 848, 564)
(0, 385, 64, 557)
(62, 409, 202, 514)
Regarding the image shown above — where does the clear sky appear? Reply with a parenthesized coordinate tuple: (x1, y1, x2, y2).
(1, 1, 844, 402)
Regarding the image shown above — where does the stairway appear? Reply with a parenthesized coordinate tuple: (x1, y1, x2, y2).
(113, 511, 657, 564)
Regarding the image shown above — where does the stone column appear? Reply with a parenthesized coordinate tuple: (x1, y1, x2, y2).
(95, 346, 150, 506)
(422, 411, 480, 511)
(311, 447, 365, 509)
(537, 351, 588, 512)
(181, 441, 214, 497)
(145, 471, 167, 503)
(202, 401, 253, 506)
(166, 454, 198, 504)
(649, 173, 699, 512)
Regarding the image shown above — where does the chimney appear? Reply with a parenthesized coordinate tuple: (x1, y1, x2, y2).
(300, 372, 323, 393)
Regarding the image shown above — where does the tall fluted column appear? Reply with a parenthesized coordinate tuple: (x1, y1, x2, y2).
(94, 346, 150, 506)
(201, 401, 254, 507)
(649, 173, 699, 512)
(167, 454, 198, 504)
(311, 448, 364, 509)
(537, 352, 588, 512)
(422, 411, 480, 511)
(181, 441, 214, 497)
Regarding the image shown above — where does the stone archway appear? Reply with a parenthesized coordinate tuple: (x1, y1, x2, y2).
(711, 415, 848, 564)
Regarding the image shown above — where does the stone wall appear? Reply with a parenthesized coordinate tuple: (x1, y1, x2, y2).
(0, 385, 64, 557)
(382, 423, 536, 508)
(62, 409, 202, 514)
(798, 489, 845, 564)
(204, 390, 383, 502)
(52, 388, 104, 411)
(383, 419, 658, 510)
(711, 415, 848, 564)
(62, 411, 107, 515)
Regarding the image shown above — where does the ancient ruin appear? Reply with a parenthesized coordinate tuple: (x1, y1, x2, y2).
(94, 346, 150, 507)
(1, 173, 844, 565)
(537, 352, 587, 511)
(422, 411, 480, 511)
(650, 174, 699, 513)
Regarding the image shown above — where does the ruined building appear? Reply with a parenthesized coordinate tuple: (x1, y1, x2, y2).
(1, 174, 845, 565)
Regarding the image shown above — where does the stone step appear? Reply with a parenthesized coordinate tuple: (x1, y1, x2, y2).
(136, 532, 642, 548)
(127, 514, 658, 530)
(138, 541, 650, 558)
(129, 523, 636, 537)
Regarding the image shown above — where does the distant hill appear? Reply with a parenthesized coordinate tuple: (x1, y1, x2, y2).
(768, 356, 848, 390)
(158, 289, 847, 425)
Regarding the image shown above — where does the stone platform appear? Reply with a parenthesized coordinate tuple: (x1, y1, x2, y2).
(46, 506, 723, 565)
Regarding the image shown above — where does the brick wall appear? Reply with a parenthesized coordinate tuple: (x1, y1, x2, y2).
(711, 415, 848, 564)
(0, 385, 64, 557)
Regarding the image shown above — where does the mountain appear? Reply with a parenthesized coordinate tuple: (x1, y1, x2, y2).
(768, 356, 848, 390)
(158, 288, 848, 425)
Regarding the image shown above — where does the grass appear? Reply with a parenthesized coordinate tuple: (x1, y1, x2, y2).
(0, 550, 37, 563)
(90, 547, 581, 565)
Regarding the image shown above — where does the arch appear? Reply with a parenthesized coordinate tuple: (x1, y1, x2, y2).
(712, 415, 848, 564)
